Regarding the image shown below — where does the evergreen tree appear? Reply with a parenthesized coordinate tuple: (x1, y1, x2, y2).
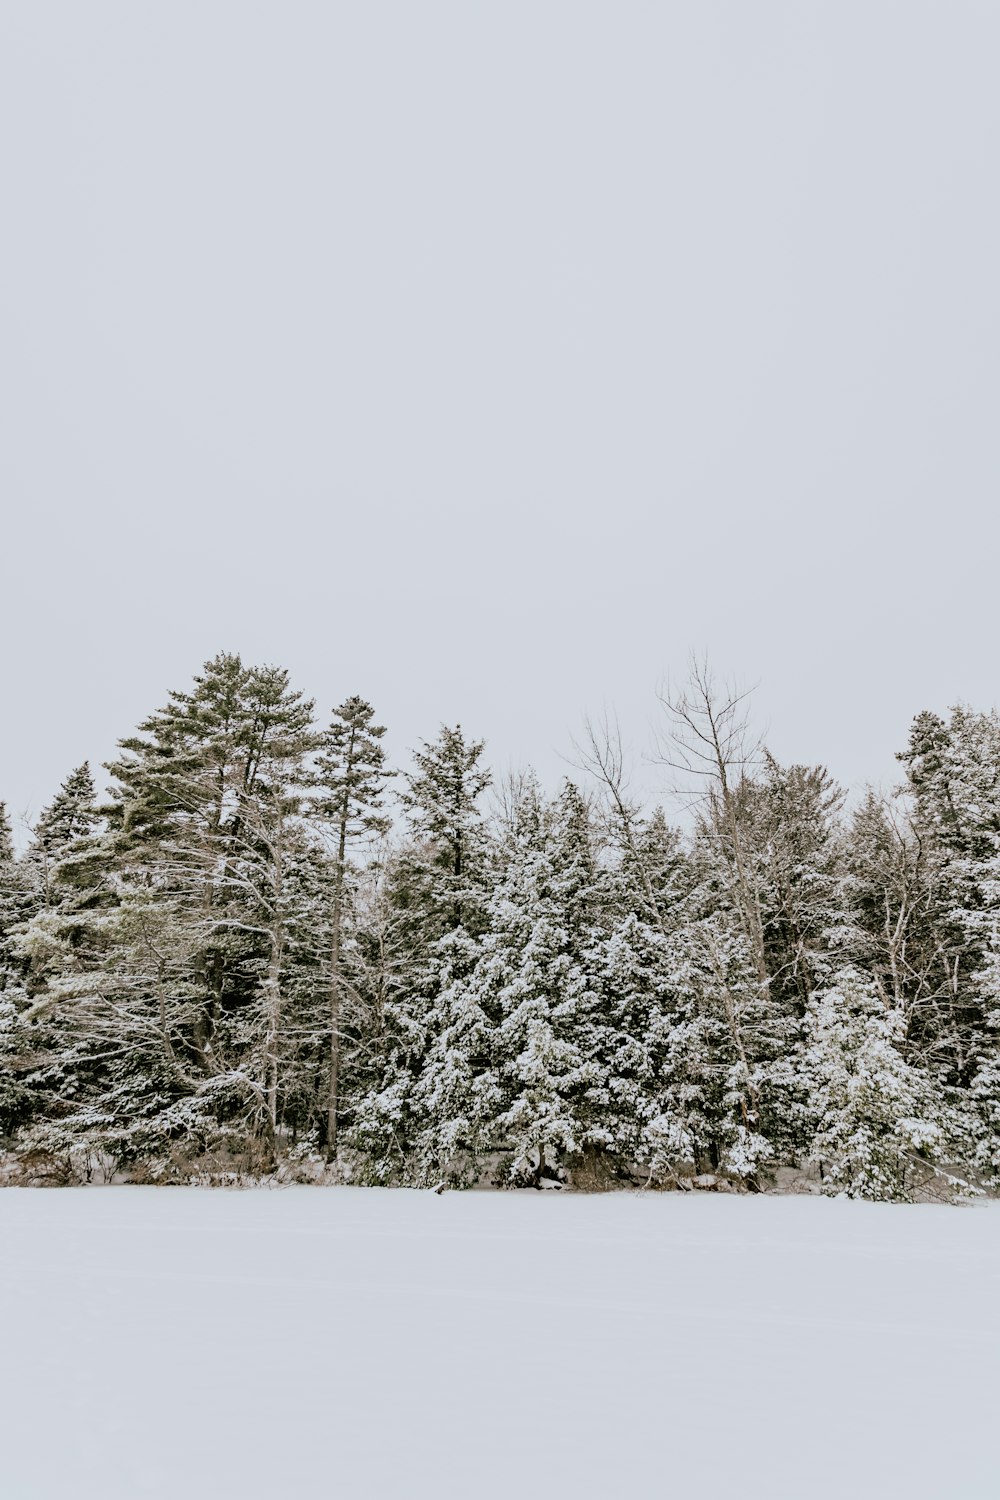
(0, 803, 38, 1139)
(0, 803, 13, 864)
(803, 971, 953, 1201)
(894, 705, 1000, 1176)
(348, 726, 495, 1178)
(894, 705, 1000, 1081)
(400, 724, 491, 932)
(0, 801, 29, 986)
(27, 763, 100, 900)
(20, 656, 322, 1172)
(313, 696, 391, 1157)
(414, 782, 604, 1187)
(6, 655, 1000, 1201)
(586, 911, 692, 1183)
(18, 763, 107, 985)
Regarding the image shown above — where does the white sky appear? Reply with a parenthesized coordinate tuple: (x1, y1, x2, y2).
(2, 4, 998, 833)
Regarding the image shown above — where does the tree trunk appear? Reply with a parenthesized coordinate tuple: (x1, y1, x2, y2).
(264, 843, 285, 1147)
(264, 936, 282, 1141)
(326, 813, 348, 1161)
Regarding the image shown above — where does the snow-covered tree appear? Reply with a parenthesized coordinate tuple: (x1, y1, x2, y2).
(16, 656, 324, 1173)
(803, 971, 953, 1201)
(0, 803, 39, 1139)
(312, 696, 391, 1157)
(25, 763, 101, 906)
(400, 724, 492, 934)
(409, 781, 603, 1187)
(6, 654, 999, 1201)
(0, 801, 32, 987)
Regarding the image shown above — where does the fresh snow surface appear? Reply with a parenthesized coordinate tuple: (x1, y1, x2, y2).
(2, 1189, 998, 1499)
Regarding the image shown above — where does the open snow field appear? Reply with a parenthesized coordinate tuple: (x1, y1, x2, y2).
(2, 1189, 998, 1499)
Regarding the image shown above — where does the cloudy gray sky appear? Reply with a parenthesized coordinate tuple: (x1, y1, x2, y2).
(2, 2, 997, 832)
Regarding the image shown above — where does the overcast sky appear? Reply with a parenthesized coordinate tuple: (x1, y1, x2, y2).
(2, 3, 998, 835)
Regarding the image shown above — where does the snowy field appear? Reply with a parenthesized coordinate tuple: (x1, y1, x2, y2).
(2, 1189, 998, 1499)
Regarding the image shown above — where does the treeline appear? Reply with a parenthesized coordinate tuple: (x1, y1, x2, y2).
(1, 653, 999, 1200)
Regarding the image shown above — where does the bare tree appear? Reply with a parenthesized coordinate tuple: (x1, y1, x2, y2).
(653, 655, 769, 989)
(572, 709, 671, 935)
(488, 765, 538, 837)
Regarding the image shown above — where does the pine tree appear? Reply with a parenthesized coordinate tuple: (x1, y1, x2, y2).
(18, 764, 107, 986)
(313, 696, 391, 1158)
(349, 725, 495, 1178)
(400, 724, 491, 932)
(0, 803, 13, 864)
(900, 706, 1000, 1178)
(415, 781, 605, 1188)
(585, 912, 687, 1182)
(32, 762, 99, 857)
(9, 655, 1000, 1199)
(25, 655, 323, 1171)
(234, 665, 321, 1148)
(0, 802, 29, 985)
(0, 803, 39, 1139)
(894, 706, 1000, 1081)
(748, 755, 851, 1007)
(492, 784, 606, 1185)
(803, 971, 953, 1201)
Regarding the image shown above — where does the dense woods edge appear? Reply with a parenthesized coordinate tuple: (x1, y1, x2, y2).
(2, 653, 998, 1202)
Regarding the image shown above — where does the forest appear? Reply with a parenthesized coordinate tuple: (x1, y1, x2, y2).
(2, 652, 998, 1202)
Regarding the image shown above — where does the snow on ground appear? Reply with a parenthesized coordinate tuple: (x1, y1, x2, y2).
(1, 1188, 998, 1500)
